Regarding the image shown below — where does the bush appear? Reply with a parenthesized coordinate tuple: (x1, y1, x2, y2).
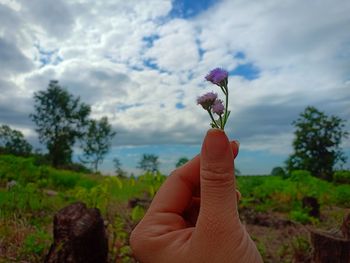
(49, 169, 82, 189)
(271, 166, 286, 178)
(289, 170, 312, 182)
(289, 210, 312, 224)
(22, 229, 51, 255)
(335, 185, 350, 207)
(334, 170, 350, 184)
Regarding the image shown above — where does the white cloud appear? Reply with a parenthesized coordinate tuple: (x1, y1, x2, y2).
(0, 0, 349, 173)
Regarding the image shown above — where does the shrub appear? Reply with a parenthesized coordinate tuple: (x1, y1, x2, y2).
(271, 166, 286, 178)
(289, 210, 312, 224)
(49, 169, 82, 189)
(22, 229, 51, 255)
(334, 170, 350, 184)
(131, 205, 145, 222)
(335, 185, 350, 207)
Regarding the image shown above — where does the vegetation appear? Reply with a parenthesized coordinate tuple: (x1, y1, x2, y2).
(0, 154, 349, 262)
(286, 106, 348, 181)
(113, 157, 127, 177)
(175, 157, 189, 168)
(0, 124, 32, 156)
(1, 85, 349, 262)
(137, 154, 160, 173)
(80, 117, 116, 172)
(30, 80, 91, 167)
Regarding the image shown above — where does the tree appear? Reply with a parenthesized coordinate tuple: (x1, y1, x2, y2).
(0, 124, 32, 156)
(175, 157, 189, 168)
(137, 154, 159, 173)
(80, 117, 116, 172)
(113, 157, 126, 177)
(30, 80, 90, 167)
(286, 106, 348, 181)
(271, 166, 286, 178)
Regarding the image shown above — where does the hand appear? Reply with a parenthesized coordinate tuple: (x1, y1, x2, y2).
(130, 129, 263, 263)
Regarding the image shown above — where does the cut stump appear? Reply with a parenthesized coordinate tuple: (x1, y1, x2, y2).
(310, 213, 350, 263)
(302, 196, 320, 218)
(45, 202, 108, 263)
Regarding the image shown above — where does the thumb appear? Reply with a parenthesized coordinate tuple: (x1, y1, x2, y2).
(198, 129, 238, 224)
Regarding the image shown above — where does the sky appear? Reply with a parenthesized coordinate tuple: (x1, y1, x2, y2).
(0, 0, 349, 175)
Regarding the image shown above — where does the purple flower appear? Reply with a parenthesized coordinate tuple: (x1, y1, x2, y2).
(205, 68, 228, 86)
(197, 92, 217, 110)
(212, 99, 225, 115)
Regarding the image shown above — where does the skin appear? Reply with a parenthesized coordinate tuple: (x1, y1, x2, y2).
(130, 129, 263, 263)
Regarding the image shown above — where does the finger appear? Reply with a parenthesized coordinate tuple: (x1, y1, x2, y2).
(148, 140, 239, 215)
(196, 129, 239, 230)
(146, 154, 200, 215)
(236, 189, 241, 202)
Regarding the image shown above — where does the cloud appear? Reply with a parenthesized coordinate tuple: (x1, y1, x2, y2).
(0, 38, 33, 74)
(18, 0, 75, 39)
(0, 0, 349, 173)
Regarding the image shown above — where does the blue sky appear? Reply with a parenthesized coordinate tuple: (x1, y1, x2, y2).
(0, 0, 349, 175)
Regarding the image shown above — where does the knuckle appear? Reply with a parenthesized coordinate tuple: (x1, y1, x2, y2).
(201, 162, 233, 181)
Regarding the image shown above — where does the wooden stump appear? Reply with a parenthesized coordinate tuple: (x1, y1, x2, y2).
(45, 202, 108, 263)
(302, 196, 320, 218)
(310, 213, 350, 263)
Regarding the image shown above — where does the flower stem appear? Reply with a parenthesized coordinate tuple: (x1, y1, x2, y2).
(207, 109, 220, 129)
(223, 85, 229, 128)
(219, 115, 223, 129)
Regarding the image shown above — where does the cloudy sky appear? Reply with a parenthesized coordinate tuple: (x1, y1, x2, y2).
(1, 0, 349, 175)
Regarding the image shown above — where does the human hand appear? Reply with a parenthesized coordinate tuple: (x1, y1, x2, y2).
(130, 129, 263, 263)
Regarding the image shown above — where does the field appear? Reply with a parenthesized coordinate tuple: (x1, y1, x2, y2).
(0, 154, 349, 262)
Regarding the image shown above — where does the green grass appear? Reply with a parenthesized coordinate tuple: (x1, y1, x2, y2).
(0, 154, 349, 262)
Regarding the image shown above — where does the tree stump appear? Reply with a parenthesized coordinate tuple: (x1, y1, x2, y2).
(302, 196, 320, 218)
(45, 202, 108, 263)
(310, 213, 350, 263)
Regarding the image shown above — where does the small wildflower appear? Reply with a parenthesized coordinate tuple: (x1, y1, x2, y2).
(197, 68, 231, 130)
(197, 92, 217, 110)
(212, 99, 224, 115)
(205, 68, 228, 87)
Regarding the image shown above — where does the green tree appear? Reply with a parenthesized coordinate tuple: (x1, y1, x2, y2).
(0, 124, 32, 156)
(113, 157, 126, 177)
(175, 157, 189, 168)
(271, 166, 286, 178)
(137, 154, 159, 173)
(286, 106, 348, 181)
(30, 80, 90, 167)
(80, 117, 116, 173)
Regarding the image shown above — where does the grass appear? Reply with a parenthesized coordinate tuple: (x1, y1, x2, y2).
(0, 154, 349, 262)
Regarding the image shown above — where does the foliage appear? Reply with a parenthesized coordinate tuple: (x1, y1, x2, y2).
(289, 210, 312, 224)
(286, 106, 348, 181)
(333, 170, 350, 184)
(80, 117, 116, 172)
(22, 228, 52, 255)
(131, 205, 145, 222)
(1, 154, 350, 262)
(0, 124, 32, 156)
(335, 185, 350, 207)
(137, 154, 160, 173)
(30, 80, 91, 167)
(270, 166, 286, 178)
(175, 157, 189, 168)
(113, 157, 127, 177)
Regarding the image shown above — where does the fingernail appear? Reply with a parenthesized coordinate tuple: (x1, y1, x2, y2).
(204, 129, 229, 160)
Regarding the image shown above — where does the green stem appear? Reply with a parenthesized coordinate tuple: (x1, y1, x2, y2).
(207, 109, 220, 129)
(219, 115, 223, 129)
(223, 85, 229, 128)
